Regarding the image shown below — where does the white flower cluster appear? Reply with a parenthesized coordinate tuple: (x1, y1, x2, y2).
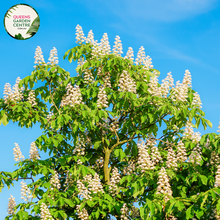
(95, 157, 104, 168)
(137, 139, 155, 172)
(118, 70, 137, 93)
(40, 202, 53, 220)
(77, 173, 104, 199)
(215, 165, 220, 187)
(120, 203, 129, 220)
(60, 83, 83, 107)
(103, 72, 112, 88)
(151, 146, 163, 164)
(27, 90, 37, 106)
(20, 181, 33, 201)
(109, 167, 121, 196)
(88, 173, 104, 194)
(76, 205, 89, 220)
(110, 117, 119, 133)
(13, 143, 25, 162)
(123, 160, 136, 175)
(183, 120, 201, 143)
(34, 46, 46, 68)
(29, 142, 40, 160)
(131, 206, 140, 218)
(84, 70, 94, 84)
(47, 111, 54, 121)
(7, 194, 16, 215)
(156, 167, 172, 202)
(209, 152, 220, 166)
(97, 85, 108, 108)
(77, 57, 87, 68)
(124, 47, 134, 61)
(176, 141, 187, 163)
(134, 46, 153, 70)
(49, 171, 61, 190)
(47, 47, 58, 66)
(160, 72, 174, 98)
(166, 147, 178, 171)
(192, 92, 202, 108)
(189, 144, 202, 165)
(3, 77, 24, 104)
(113, 35, 123, 56)
(148, 72, 161, 97)
(86, 30, 97, 45)
(73, 136, 86, 156)
(171, 70, 192, 102)
(76, 24, 86, 44)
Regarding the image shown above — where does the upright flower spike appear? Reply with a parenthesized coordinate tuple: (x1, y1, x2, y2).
(50, 171, 61, 190)
(20, 181, 33, 201)
(97, 85, 108, 108)
(29, 142, 40, 160)
(40, 203, 54, 220)
(137, 139, 155, 172)
(75, 24, 86, 44)
(113, 35, 123, 56)
(192, 92, 202, 108)
(166, 147, 178, 171)
(148, 71, 161, 97)
(160, 72, 174, 98)
(109, 167, 121, 196)
(86, 30, 96, 45)
(189, 144, 202, 165)
(100, 33, 111, 55)
(76, 205, 89, 220)
(118, 70, 137, 93)
(124, 47, 134, 61)
(7, 195, 16, 215)
(183, 120, 201, 143)
(13, 143, 25, 162)
(121, 203, 129, 220)
(176, 140, 187, 163)
(88, 173, 104, 194)
(27, 90, 37, 107)
(156, 167, 172, 202)
(47, 47, 58, 65)
(34, 46, 46, 68)
(60, 83, 83, 107)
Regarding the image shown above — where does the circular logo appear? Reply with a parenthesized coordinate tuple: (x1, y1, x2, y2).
(4, 4, 40, 40)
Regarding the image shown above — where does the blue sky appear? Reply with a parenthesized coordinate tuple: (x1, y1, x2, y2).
(1, 0, 220, 218)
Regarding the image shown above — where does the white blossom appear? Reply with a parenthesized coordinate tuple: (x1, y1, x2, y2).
(4, 77, 24, 104)
(84, 70, 94, 84)
(97, 85, 108, 108)
(29, 142, 40, 160)
(27, 90, 37, 106)
(121, 203, 129, 220)
(7, 195, 16, 215)
(40, 202, 53, 220)
(76, 24, 86, 44)
(86, 30, 96, 45)
(76, 205, 89, 220)
(124, 47, 134, 61)
(189, 144, 202, 165)
(137, 139, 155, 172)
(151, 146, 163, 164)
(176, 141, 187, 163)
(47, 47, 58, 65)
(134, 46, 153, 70)
(88, 173, 104, 194)
(192, 92, 202, 108)
(183, 120, 201, 143)
(60, 83, 83, 107)
(13, 143, 25, 162)
(109, 167, 121, 196)
(156, 167, 172, 202)
(34, 46, 46, 68)
(160, 72, 174, 98)
(118, 70, 137, 93)
(50, 171, 61, 190)
(166, 147, 178, 171)
(113, 35, 123, 56)
(20, 181, 33, 201)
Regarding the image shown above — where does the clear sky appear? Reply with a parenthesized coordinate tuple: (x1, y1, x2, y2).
(1, 0, 220, 218)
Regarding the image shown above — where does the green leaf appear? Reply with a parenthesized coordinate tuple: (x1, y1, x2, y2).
(186, 206, 194, 220)
(175, 200, 185, 211)
(200, 175, 208, 185)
